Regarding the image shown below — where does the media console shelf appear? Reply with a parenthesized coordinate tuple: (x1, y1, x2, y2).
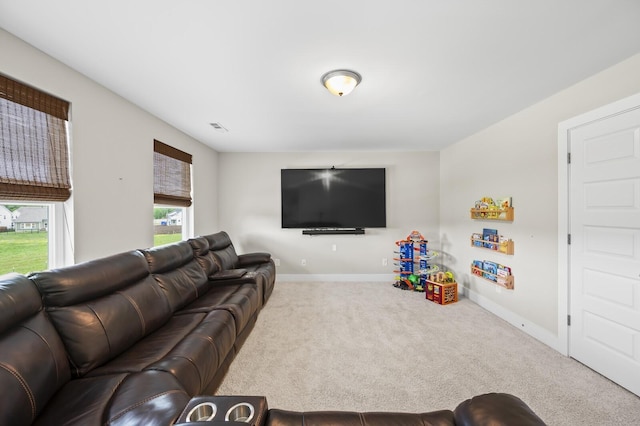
(302, 228, 365, 235)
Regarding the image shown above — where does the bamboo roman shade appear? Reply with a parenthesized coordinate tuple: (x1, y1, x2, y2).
(153, 139, 192, 207)
(0, 74, 71, 201)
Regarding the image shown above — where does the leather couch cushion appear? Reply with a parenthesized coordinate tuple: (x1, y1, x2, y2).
(242, 261, 275, 304)
(177, 284, 260, 338)
(30, 251, 173, 377)
(266, 410, 455, 426)
(189, 236, 220, 276)
(211, 285, 260, 334)
(0, 272, 42, 333)
(205, 231, 234, 251)
(85, 310, 236, 395)
(34, 371, 190, 426)
(30, 250, 150, 305)
(212, 245, 240, 270)
(204, 231, 239, 270)
(142, 241, 211, 312)
(0, 274, 71, 425)
(144, 239, 195, 273)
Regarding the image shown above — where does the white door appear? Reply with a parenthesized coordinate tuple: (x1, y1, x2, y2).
(569, 106, 640, 396)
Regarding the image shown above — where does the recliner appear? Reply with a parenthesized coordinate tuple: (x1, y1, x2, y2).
(195, 231, 276, 305)
(0, 272, 192, 426)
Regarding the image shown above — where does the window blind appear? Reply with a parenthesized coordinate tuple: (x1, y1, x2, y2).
(0, 74, 71, 201)
(153, 139, 192, 207)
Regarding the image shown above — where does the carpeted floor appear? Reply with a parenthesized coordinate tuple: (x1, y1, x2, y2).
(216, 281, 640, 425)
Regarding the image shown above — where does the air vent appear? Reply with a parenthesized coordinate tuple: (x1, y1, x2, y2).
(209, 122, 228, 133)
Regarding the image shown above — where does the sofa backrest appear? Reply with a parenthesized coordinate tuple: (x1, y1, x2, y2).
(0, 273, 71, 425)
(202, 231, 239, 270)
(29, 250, 172, 377)
(188, 236, 221, 276)
(141, 240, 210, 312)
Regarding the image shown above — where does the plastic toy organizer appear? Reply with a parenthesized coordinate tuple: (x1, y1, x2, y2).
(393, 231, 438, 292)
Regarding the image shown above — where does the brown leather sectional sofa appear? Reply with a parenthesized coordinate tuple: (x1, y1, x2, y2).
(1, 230, 546, 425)
(0, 231, 275, 425)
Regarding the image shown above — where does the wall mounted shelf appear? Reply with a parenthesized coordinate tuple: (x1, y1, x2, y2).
(471, 264, 514, 289)
(470, 236, 514, 255)
(470, 207, 514, 221)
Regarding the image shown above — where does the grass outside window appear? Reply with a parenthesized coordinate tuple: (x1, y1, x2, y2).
(1, 230, 183, 276)
(0, 231, 48, 275)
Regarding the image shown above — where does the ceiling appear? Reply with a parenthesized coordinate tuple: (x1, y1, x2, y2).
(1, 1, 639, 152)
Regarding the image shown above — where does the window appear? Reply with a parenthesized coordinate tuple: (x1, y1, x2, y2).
(0, 75, 71, 201)
(153, 140, 192, 246)
(0, 203, 51, 274)
(0, 75, 71, 274)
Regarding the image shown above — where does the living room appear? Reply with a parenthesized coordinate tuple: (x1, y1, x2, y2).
(1, 2, 640, 424)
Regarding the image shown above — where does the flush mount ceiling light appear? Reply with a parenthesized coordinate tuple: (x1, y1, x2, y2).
(321, 69, 362, 97)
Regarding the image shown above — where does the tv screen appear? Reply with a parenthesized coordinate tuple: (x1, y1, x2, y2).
(281, 168, 386, 229)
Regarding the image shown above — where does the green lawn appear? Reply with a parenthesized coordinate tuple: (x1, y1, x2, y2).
(153, 233, 183, 247)
(0, 231, 48, 275)
(0, 231, 184, 276)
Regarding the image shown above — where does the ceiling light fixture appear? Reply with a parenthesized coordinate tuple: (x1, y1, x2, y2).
(321, 69, 362, 97)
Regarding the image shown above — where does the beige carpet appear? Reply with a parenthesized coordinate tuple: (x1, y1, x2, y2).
(216, 281, 640, 425)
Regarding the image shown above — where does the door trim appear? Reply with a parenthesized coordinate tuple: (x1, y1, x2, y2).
(557, 91, 640, 357)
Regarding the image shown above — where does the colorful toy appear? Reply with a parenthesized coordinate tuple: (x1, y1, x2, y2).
(425, 271, 458, 304)
(393, 230, 438, 292)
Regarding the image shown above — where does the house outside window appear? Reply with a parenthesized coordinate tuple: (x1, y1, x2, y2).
(153, 206, 185, 246)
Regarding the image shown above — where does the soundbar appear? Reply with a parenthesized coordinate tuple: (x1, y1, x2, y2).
(302, 228, 365, 236)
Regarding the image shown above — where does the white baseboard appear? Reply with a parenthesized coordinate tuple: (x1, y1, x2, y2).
(278, 274, 395, 282)
(463, 287, 562, 352)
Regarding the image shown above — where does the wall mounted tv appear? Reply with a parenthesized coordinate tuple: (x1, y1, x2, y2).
(281, 168, 386, 232)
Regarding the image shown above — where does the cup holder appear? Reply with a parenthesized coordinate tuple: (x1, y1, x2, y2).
(185, 402, 217, 422)
(225, 402, 255, 423)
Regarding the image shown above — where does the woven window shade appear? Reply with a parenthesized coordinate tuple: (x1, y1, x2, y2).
(0, 75, 71, 201)
(153, 139, 192, 207)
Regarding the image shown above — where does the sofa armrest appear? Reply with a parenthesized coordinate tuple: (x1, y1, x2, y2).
(209, 269, 248, 281)
(453, 393, 546, 426)
(237, 252, 271, 267)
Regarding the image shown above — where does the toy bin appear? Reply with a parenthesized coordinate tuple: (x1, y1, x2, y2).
(425, 280, 435, 301)
(430, 282, 458, 305)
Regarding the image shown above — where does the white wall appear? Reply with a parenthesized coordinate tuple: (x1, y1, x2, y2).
(0, 29, 219, 263)
(440, 53, 640, 349)
(218, 152, 440, 279)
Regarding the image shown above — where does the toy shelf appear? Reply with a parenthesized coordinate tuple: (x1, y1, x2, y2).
(470, 237, 514, 255)
(470, 207, 514, 221)
(471, 265, 514, 289)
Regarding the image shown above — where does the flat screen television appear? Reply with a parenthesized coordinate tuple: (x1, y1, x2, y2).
(281, 168, 386, 229)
